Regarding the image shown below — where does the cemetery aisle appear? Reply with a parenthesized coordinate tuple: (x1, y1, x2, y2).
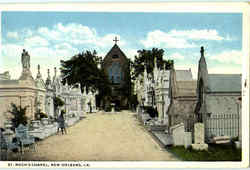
(22, 111, 178, 161)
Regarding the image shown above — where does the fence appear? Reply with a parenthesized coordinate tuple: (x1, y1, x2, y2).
(204, 113, 240, 140)
(184, 115, 196, 143)
(184, 116, 196, 133)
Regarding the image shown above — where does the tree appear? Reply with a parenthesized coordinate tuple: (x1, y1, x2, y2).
(53, 96, 65, 117)
(130, 48, 174, 80)
(60, 50, 111, 99)
(53, 96, 65, 109)
(8, 103, 28, 129)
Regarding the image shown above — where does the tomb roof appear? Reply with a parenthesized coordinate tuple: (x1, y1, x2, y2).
(207, 74, 241, 93)
(175, 80, 197, 97)
(0, 80, 19, 85)
(175, 70, 193, 81)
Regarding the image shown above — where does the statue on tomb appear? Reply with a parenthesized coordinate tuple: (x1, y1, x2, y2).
(21, 49, 30, 69)
(19, 49, 35, 82)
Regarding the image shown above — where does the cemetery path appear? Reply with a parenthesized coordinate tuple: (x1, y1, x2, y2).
(21, 110, 178, 161)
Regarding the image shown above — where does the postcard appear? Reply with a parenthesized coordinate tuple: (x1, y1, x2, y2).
(0, 2, 249, 168)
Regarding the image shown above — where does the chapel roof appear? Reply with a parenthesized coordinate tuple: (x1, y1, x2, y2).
(207, 74, 241, 93)
(103, 44, 128, 62)
(175, 80, 197, 97)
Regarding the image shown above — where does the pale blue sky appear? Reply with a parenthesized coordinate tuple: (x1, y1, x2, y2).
(1, 12, 242, 79)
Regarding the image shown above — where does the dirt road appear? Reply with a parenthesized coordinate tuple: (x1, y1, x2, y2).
(20, 110, 178, 161)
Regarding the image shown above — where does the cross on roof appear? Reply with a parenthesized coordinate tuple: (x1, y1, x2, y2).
(113, 36, 119, 44)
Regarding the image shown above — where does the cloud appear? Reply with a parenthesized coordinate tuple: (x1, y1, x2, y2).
(209, 50, 242, 65)
(6, 29, 33, 41)
(24, 36, 49, 47)
(141, 29, 232, 49)
(37, 23, 125, 49)
(170, 52, 185, 60)
(2, 44, 24, 59)
(96, 34, 126, 48)
(168, 29, 225, 41)
(1, 42, 78, 79)
(7, 32, 19, 39)
(3, 22, 239, 81)
(141, 30, 197, 49)
(208, 65, 242, 75)
(2, 23, 129, 79)
(22, 28, 33, 38)
(123, 49, 138, 61)
(54, 43, 78, 61)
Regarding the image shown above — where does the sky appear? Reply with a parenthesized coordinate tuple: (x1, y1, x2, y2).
(0, 12, 242, 80)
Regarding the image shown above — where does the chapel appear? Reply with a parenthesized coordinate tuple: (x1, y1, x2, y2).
(102, 37, 131, 109)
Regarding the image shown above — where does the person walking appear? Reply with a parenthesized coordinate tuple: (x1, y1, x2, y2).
(57, 111, 67, 135)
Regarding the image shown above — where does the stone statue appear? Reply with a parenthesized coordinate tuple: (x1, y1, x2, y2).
(21, 49, 30, 69)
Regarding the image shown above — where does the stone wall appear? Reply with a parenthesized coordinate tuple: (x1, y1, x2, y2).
(206, 93, 241, 115)
(169, 98, 197, 126)
(0, 87, 38, 127)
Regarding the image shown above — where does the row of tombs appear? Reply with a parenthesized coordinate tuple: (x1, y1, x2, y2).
(135, 46, 242, 149)
(0, 49, 98, 130)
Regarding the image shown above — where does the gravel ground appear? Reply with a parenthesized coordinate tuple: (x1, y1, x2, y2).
(16, 110, 178, 161)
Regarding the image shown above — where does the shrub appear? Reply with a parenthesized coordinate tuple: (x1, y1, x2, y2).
(186, 145, 193, 152)
(231, 136, 239, 142)
(53, 96, 65, 109)
(8, 103, 28, 129)
(143, 106, 158, 118)
(105, 105, 111, 112)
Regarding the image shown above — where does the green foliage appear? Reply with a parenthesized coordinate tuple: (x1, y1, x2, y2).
(8, 103, 28, 128)
(122, 59, 132, 98)
(104, 105, 112, 112)
(60, 50, 111, 98)
(144, 106, 158, 118)
(130, 48, 174, 80)
(231, 136, 239, 142)
(129, 95, 139, 106)
(53, 96, 65, 110)
(168, 144, 241, 161)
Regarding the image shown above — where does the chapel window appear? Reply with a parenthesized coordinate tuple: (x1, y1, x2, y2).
(112, 54, 119, 59)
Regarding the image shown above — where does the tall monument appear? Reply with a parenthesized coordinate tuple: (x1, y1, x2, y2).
(19, 49, 34, 81)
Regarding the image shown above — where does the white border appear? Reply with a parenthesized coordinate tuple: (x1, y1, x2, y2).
(0, 2, 247, 12)
(0, 2, 249, 168)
